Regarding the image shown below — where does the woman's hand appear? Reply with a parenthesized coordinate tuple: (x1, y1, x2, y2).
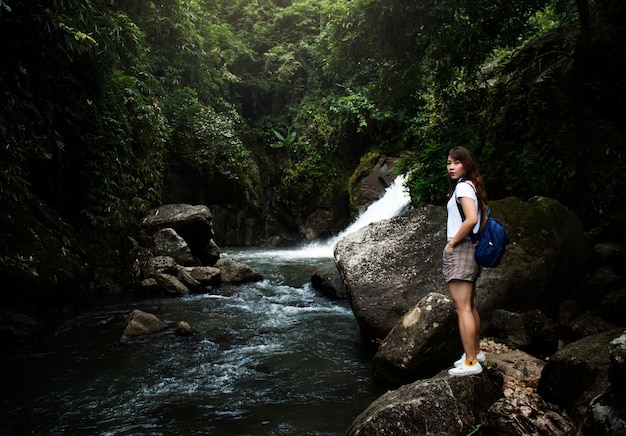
(445, 242, 454, 253)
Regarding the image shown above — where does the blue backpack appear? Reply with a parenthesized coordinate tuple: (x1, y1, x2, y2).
(456, 189, 510, 268)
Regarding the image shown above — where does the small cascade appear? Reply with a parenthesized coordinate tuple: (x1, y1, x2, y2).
(333, 173, 410, 243)
(303, 174, 410, 257)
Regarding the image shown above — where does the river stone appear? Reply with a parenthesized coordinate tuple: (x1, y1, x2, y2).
(311, 261, 347, 299)
(334, 197, 586, 344)
(487, 349, 545, 385)
(141, 203, 213, 231)
(185, 266, 221, 287)
(147, 255, 178, 276)
(215, 258, 263, 283)
(347, 368, 503, 436)
(175, 321, 194, 336)
(176, 267, 201, 291)
(154, 273, 190, 296)
(372, 292, 462, 384)
(122, 309, 167, 338)
(609, 332, 626, 395)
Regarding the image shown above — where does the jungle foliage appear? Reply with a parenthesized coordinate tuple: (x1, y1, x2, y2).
(0, 0, 624, 234)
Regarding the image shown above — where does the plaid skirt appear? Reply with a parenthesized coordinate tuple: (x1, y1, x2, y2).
(443, 239, 481, 283)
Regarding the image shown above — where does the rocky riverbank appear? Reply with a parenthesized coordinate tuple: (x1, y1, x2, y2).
(312, 197, 625, 435)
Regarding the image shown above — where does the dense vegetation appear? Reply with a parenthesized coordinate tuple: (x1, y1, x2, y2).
(1, 0, 624, 243)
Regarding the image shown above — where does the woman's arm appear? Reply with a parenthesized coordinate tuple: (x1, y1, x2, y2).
(446, 196, 478, 251)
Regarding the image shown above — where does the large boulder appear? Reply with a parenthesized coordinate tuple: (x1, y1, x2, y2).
(334, 204, 447, 342)
(581, 331, 626, 434)
(347, 368, 503, 435)
(141, 204, 219, 265)
(538, 328, 624, 422)
(334, 196, 585, 343)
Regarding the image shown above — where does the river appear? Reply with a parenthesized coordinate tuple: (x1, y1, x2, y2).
(1, 177, 410, 435)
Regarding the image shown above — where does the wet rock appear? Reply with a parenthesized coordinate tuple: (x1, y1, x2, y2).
(597, 288, 626, 325)
(184, 266, 221, 288)
(122, 309, 167, 338)
(591, 242, 624, 271)
(0, 309, 42, 344)
(334, 205, 447, 342)
(214, 258, 262, 283)
(311, 261, 347, 299)
(487, 350, 545, 389)
(568, 312, 617, 340)
(349, 154, 400, 215)
(146, 255, 178, 276)
(372, 292, 461, 384)
(347, 368, 503, 436)
(175, 321, 194, 336)
(301, 209, 334, 241)
(578, 266, 626, 311)
(176, 267, 201, 291)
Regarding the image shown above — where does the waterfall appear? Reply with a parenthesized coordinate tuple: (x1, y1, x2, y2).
(303, 174, 410, 257)
(238, 174, 410, 260)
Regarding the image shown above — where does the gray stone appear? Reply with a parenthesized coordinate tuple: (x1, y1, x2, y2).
(152, 228, 195, 266)
(484, 391, 577, 435)
(372, 292, 461, 384)
(347, 368, 503, 436)
(538, 328, 624, 421)
(215, 258, 263, 283)
(154, 273, 190, 296)
(311, 261, 347, 299)
(122, 309, 167, 338)
(490, 309, 559, 358)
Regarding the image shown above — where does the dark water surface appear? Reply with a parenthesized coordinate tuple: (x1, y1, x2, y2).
(1, 247, 384, 435)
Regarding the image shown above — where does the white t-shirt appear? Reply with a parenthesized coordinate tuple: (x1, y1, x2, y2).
(446, 181, 480, 241)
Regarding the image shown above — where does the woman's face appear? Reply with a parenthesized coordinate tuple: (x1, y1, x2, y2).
(446, 155, 466, 180)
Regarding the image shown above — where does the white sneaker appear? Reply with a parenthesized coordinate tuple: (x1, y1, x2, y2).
(448, 360, 483, 376)
(454, 351, 486, 367)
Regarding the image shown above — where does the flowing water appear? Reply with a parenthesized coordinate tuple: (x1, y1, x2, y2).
(1, 177, 410, 436)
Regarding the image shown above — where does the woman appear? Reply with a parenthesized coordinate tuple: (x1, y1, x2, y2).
(443, 146, 488, 376)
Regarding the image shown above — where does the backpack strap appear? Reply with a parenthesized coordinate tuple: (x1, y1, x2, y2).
(455, 179, 480, 243)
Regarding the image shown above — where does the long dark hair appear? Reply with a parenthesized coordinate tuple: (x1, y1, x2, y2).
(447, 146, 489, 212)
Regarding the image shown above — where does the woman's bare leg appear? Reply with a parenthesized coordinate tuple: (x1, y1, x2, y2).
(449, 279, 478, 362)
